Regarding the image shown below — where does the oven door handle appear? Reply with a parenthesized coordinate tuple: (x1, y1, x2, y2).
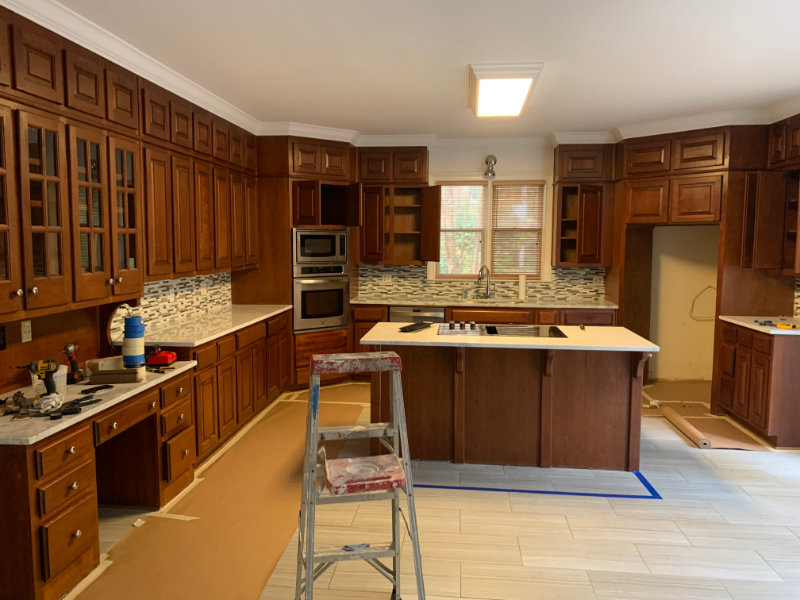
(295, 277, 349, 285)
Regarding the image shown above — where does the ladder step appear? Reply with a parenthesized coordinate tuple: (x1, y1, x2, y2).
(318, 423, 394, 441)
(317, 488, 402, 504)
(313, 542, 395, 563)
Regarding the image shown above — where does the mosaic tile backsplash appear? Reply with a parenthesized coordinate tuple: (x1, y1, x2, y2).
(356, 265, 607, 303)
(109, 273, 232, 341)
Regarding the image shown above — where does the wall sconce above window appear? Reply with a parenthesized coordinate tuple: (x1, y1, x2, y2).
(468, 62, 543, 117)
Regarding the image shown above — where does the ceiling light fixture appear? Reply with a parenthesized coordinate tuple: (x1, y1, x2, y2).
(469, 62, 543, 117)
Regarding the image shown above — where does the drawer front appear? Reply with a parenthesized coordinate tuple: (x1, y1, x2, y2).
(294, 328, 349, 368)
(561, 309, 616, 326)
(722, 324, 737, 344)
(217, 335, 237, 359)
(160, 396, 193, 438)
(449, 308, 533, 324)
(535, 309, 560, 325)
(352, 305, 388, 321)
(37, 459, 96, 518)
(236, 322, 267, 349)
(94, 391, 159, 444)
(160, 373, 192, 409)
(738, 329, 753, 349)
(193, 344, 217, 371)
(164, 426, 196, 482)
(752, 333, 773, 356)
(267, 311, 290, 335)
(34, 426, 93, 480)
(40, 492, 98, 581)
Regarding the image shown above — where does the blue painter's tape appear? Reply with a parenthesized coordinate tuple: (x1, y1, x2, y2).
(414, 470, 661, 500)
(123, 354, 145, 367)
(311, 385, 319, 419)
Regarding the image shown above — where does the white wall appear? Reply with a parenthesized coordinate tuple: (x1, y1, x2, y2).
(649, 225, 719, 381)
(429, 137, 553, 181)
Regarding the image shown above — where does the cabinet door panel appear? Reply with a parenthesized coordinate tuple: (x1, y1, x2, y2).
(421, 185, 441, 262)
(213, 167, 231, 269)
(733, 348, 751, 419)
(787, 116, 800, 161)
(172, 154, 195, 273)
(141, 83, 170, 141)
(253, 340, 267, 411)
(557, 146, 608, 180)
(212, 119, 229, 162)
(0, 105, 22, 315)
(217, 357, 237, 440)
(624, 178, 669, 223)
(292, 142, 320, 174)
(170, 99, 193, 149)
(105, 65, 139, 129)
(322, 144, 349, 177)
(65, 47, 105, 117)
(672, 132, 725, 171)
(740, 171, 784, 270)
(144, 146, 173, 277)
(237, 349, 254, 423)
(69, 125, 111, 302)
(768, 121, 787, 166)
(108, 135, 143, 296)
(194, 367, 219, 457)
(0, 14, 11, 87)
(18, 111, 72, 308)
(577, 184, 602, 263)
(359, 150, 391, 181)
(193, 109, 213, 155)
(230, 171, 246, 267)
(292, 180, 319, 226)
(360, 186, 383, 262)
(244, 175, 259, 266)
(229, 126, 244, 166)
(624, 139, 671, 176)
(393, 149, 427, 182)
(749, 353, 770, 431)
(278, 329, 291, 389)
(244, 132, 257, 171)
(194, 161, 215, 271)
(11, 24, 63, 102)
(669, 175, 721, 223)
(267, 333, 279, 401)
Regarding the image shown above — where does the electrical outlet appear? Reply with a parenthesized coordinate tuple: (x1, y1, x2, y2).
(592, 275, 604, 285)
(200, 280, 209, 296)
(0, 325, 6, 350)
(21, 320, 32, 343)
(381, 274, 391, 284)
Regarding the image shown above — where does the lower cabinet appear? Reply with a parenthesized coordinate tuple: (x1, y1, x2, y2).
(350, 305, 389, 352)
(294, 327, 349, 385)
(267, 312, 292, 401)
(446, 307, 616, 326)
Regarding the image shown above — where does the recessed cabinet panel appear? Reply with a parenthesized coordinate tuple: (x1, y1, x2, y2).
(669, 174, 722, 223)
(108, 135, 143, 296)
(672, 132, 725, 171)
(623, 139, 671, 176)
(0, 105, 22, 315)
(624, 178, 669, 223)
(229, 126, 244, 167)
(143, 146, 173, 277)
(212, 119, 229, 162)
(787, 116, 800, 161)
(171, 154, 195, 273)
(244, 132, 257, 171)
(292, 180, 319, 226)
(194, 160, 215, 272)
(105, 65, 139, 129)
(142, 83, 170, 141)
(64, 47, 105, 117)
(170, 99, 193, 149)
(0, 14, 11, 87)
(213, 167, 231, 269)
(360, 150, 391, 181)
(557, 146, 608, 181)
(11, 23, 64, 102)
(322, 144, 349, 177)
(393, 149, 427, 182)
(577, 184, 602, 263)
(193, 109, 213, 155)
(293, 142, 320, 174)
(230, 171, 246, 267)
(360, 186, 384, 262)
(244, 175, 259, 266)
(768, 121, 787, 166)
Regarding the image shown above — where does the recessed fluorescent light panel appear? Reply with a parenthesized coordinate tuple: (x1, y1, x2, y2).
(469, 62, 543, 117)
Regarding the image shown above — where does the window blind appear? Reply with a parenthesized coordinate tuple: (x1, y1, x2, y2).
(492, 183, 544, 276)
(438, 183, 486, 275)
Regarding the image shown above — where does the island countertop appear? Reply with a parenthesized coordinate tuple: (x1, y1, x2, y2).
(360, 322, 659, 353)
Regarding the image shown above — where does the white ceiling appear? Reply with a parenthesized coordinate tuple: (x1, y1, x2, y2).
(9, 0, 800, 141)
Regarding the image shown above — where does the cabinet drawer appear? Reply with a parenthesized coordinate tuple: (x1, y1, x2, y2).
(267, 311, 290, 335)
(94, 391, 159, 444)
(34, 426, 93, 480)
(37, 459, 95, 518)
(40, 492, 98, 581)
(160, 397, 193, 438)
(294, 328, 349, 368)
(752, 333, 773, 356)
(561, 309, 616, 326)
(217, 335, 237, 359)
(449, 308, 533, 324)
(535, 309, 560, 325)
(160, 373, 192, 409)
(352, 305, 388, 321)
(164, 426, 196, 482)
(722, 324, 737, 344)
(738, 329, 753, 349)
(237, 323, 266, 349)
(193, 344, 217, 371)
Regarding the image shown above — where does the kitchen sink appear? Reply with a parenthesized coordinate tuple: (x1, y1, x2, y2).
(438, 324, 566, 337)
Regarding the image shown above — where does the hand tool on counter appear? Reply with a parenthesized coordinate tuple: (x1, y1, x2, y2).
(14, 360, 59, 396)
(80, 384, 114, 395)
(776, 323, 798, 329)
(67, 395, 101, 408)
(61, 342, 84, 384)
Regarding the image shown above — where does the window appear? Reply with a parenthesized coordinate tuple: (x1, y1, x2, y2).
(436, 180, 546, 279)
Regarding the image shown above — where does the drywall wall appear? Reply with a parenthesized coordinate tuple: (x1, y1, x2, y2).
(429, 136, 553, 182)
(649, 225, 719, 381)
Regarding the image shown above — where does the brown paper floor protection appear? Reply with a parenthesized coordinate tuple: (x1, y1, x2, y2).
(683, 416, 769, 451)
(75, 399, 363, 600)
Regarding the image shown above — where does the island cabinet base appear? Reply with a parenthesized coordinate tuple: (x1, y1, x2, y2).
(371, 346, 647, 471)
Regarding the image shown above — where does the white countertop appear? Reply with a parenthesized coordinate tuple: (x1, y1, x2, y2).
(360, 322, 659, 352)
(351, 296, 618, 310)
(116, 304, 291, 347)
(0, 362, 197, 446)
(719, 315, 800, 335)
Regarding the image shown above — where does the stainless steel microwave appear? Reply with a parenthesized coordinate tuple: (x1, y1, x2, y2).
(293, 228, 348, 265)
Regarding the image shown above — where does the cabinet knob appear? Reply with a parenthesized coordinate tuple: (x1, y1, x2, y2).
(15, 288, 23, 297)
(68, 446, 76, 455)
(70, 481, 79, 491)
(116, 277, 123, 284)
(177, 387, 184, 395)
(178, 413, 185, 421)
(29, 286, 38, 295)
(107, 278, 114, 285)
(182, 449, 190, 457)
(150, 401, 157, 409)
(72, 529, 82, 538)
(112, 422, 118, 430)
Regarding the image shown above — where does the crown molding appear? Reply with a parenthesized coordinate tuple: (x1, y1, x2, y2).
(256, 121, 359, 142)
(548, 131, 618, 145)
(1, 0, 262, 132)
(354, 134, 437, 147)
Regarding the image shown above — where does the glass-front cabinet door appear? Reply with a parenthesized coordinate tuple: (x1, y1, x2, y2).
(108, 135, 143, 296)
(18, 111, 71, 310)
(69, 124, 110, 302)
(0, 104, 22, 316)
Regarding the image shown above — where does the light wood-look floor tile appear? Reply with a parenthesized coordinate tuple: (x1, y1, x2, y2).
(588, 570, 733, 599)
(567, 515, 690, 545)
(518, 537, 649, 573)
(636, 543, 781, 581)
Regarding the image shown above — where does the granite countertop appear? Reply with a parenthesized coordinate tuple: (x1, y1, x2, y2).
(115, 304, 292, 347)
(351, 296, 618, 310)
(719, 315, 800, 335)
(360, 322, 658, 352)
(0, 362, 196, 446)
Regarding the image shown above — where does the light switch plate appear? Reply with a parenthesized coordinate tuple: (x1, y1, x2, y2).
(592, 275, 604, 285)
(21, 320, 32, 343)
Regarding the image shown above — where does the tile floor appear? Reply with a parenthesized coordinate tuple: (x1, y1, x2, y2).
(261, 414, 800, 599)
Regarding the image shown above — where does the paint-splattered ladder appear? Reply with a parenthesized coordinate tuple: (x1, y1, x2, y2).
(295, 351, 425, 600)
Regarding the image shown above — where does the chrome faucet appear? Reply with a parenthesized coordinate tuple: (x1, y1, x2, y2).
(477, 265, 492, 298)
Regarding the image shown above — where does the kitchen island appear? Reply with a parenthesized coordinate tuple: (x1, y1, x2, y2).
(361, 322, 659, 471)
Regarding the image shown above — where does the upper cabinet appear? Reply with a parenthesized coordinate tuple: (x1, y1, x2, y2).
(64, 45, 106, 118)
(105, 65, 139, 129)
(193, 109, 213, 155)
(768, 116, 800, 168)
(143, 145, 173, 278)
(0, 13, 12, 87)
(212, 119, 229, 162)
(291, 181, 361, 227)
(554, 145, 612, 181)
(624, 175, 722, 224)
(11, 22, 64, 103)
(170, 98, 193, 149)
(0, 104, 21, 317)
(142, 82, 171, 141)
(671, 131, 725, 171)
(359, 147, 427, 184)
(623, 137, 671, 176)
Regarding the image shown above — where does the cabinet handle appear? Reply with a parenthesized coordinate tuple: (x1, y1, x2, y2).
(29, 286, 38, 295)
(112, 422, 118, 430)
(15, 288, 23, 297)
(178, 413, 185, 421)
(177, 387, 184, 395)
(151, 401, 157, 409)
(182, 449, 190, 457)
(73, 529, 82, 538)
(107, 278, 114, 285)
(70, 481, 79, 491)
(68, 446, 76, 455)
(116, 277, 123, 284)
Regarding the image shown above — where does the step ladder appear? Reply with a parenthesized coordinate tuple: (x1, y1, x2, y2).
(295, 351, 425, 600)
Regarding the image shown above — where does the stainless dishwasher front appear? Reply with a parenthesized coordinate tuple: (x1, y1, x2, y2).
(388, 306, 445, 323)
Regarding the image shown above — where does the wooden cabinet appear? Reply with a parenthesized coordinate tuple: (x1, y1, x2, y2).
(143, 146, 173, 277)
(351, 305, 388, 353)
(786, 116, 800, 162)
(554, 183, 607, 265)
(359, 147, 427, 183)
(294, 327, 348, 385)
(448, 307, 533, 324)
(0, 13, 12, 87)
(170, 98, 193, 149)
(291, 180, 360, 227)
(244, 175, 259, 266)
(554, 145, 611, 181)
(217, 355, 237, 441)
(560, 308, 616, 326)
(360, 186, 384, 262)
(105, 64, 139, 129)
(623, 138, 671, 176)
(11, 22, 64, 103)
(213, 167, 231, 269)
(194, 160, 215, 272)
(0, 104, 21, 316)
(624, 177, 669, 223)
(782, 170, 800, 275)
(107, 134, 143, 296)
(212, 119, 229, 162)
(64, 45, 105, 118)
(668, 174, 722, 223)
(171, 154, 195, 273)
(18, 111, 72, 309)
(230, 171, 246, 268)
(445, 306, 616, 326)
(141, 82, 171, 141)
(236, 346, 254, 423)
(737, 171, 785, 270)
(194, 366, 219, 457)
(768, 120, 787, 166)
(68, 124, 111, 302)
(672, 131, 725, 171)
(267, 311, 291, 401)
(359, 149, 391, 181)
(715, 322, 800, 447)
(229, 126, 244, 167)
(291, 139, 352, 178)
(244, 132, 257, 172)
(193, 109, 213, 155)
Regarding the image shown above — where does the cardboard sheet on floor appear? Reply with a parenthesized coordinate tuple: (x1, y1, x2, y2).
(642, 380, 712, 404)
(662, 407, 768, 451)
(74, 399, 363, 600)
